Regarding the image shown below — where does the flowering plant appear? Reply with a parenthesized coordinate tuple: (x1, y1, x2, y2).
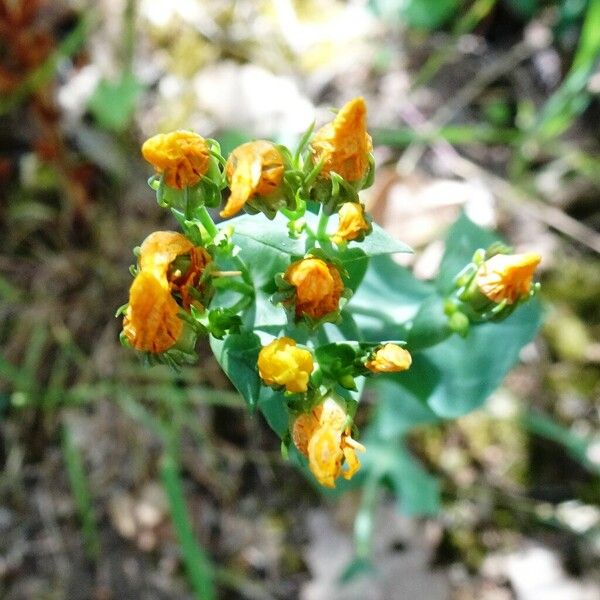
(119, 98, 541, 508)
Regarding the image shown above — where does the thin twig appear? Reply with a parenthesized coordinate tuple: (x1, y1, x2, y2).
(211, 270, 243, 277)
(398, 39, 539, 175)
(397, 101, 600, 254)
(451, 153, 600, 254)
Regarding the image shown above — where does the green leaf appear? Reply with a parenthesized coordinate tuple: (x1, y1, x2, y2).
(231, 213, 307, 256)
(209, 332, 262, 410)
(387, 444, 440, 516)
(230, 213, 411, 258)
(407, 295, 453, 350)
(420, 299, 542, 417)
(257, 389, 289, 437)
(369, 0, 460, 29)
(338, 247, 369, 293)
(88, 72, 144, 131)
(349, 254, 434, 341)
(353, 213, 543, 421)
(360, 435, 440, 516)
(350, 222, 412, 256)
(436, 212, 498, 294)
(504, 0, 538, 19)
(248, 288, 288, 331)
(369, 372, 440, 439)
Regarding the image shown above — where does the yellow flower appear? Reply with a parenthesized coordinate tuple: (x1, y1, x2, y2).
(310, 97, 373, 183)
(122, 271, 183, 353)
(331, 202, 370, 244)
(221, 140, 285, 218)
(139, 231, 212, 309)
(284, 258, 344, 320)
(366, 344, 412, 373)
(257, 337, 314, 393)
(141, 130, 210, 189)
(291, 397, 365, 488)
(476, 252, 541, 305)
(123, 231, 211, 354)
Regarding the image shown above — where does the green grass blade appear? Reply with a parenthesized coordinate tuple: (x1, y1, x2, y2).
(413, 0, 498, 88)
(373, 124, 520, 146)
(160, 446, 216, 600)
(531, 0, 600, 140)
(521, 409, 600, 476)
(0, 274, 22, 302)
(61, 423, 100, 560)
(0, 355, 32, 391)
(0, 13, 94, 114)
(44, 353, 70, 410)
(22, 325, 48, 386)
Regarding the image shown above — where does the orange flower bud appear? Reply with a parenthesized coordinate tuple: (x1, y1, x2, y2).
(310, 97, 373, 183)
(257, 337, 314, 393)
(366, 343, 412, 373)
(331, 202, 370, 244)
(122, 271, 183, 353)
(142, 130, 210, 189)
(221, 140, 285, 218)
(284, 258, 344, 320)
(292, 397, 365, 488)
(476, 252, 541, 305)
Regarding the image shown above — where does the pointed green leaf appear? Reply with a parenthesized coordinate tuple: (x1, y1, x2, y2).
(209, 332, 262, 410)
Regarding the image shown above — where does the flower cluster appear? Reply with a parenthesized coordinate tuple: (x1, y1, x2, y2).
(120, 97, 541, 489)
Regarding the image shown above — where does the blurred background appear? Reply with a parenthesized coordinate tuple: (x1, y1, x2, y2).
(1, 0, 599, 598)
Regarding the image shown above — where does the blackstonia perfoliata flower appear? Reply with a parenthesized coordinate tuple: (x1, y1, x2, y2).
(122, 231, 211, 353)
(221, 140, 285, 218)
(365, 343, 412, 373)
(331, 202, 371, 244)
(142, 130, 210, 189)
(123, 271, 183, 353)
(284, 257, 344, 320)
(257, 337, 314, 393)
(292, 395, 364, 488)
(310, 97, 373, 184)
(475, 252, 541, 305)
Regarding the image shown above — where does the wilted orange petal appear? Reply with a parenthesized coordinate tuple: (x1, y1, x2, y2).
(139, 231, 195, 278)
(221, 141, 284, 218)
(123, 271, 182, 353)
(310, 97, 372, 183)
(141, 130, 210, 189)
(476, 252, 541, 305)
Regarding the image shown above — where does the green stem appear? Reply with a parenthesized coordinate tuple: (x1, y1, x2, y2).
(197, 205, 219, 241)
(354, 471, 381, 560)
(316, 205, 329, 240)
(232, 254, 253, 287)
(184, 186, 192, 220)
(122, 0, 136, 74)
(220, 279, 254, 296)
(227, 295, 253, 314)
